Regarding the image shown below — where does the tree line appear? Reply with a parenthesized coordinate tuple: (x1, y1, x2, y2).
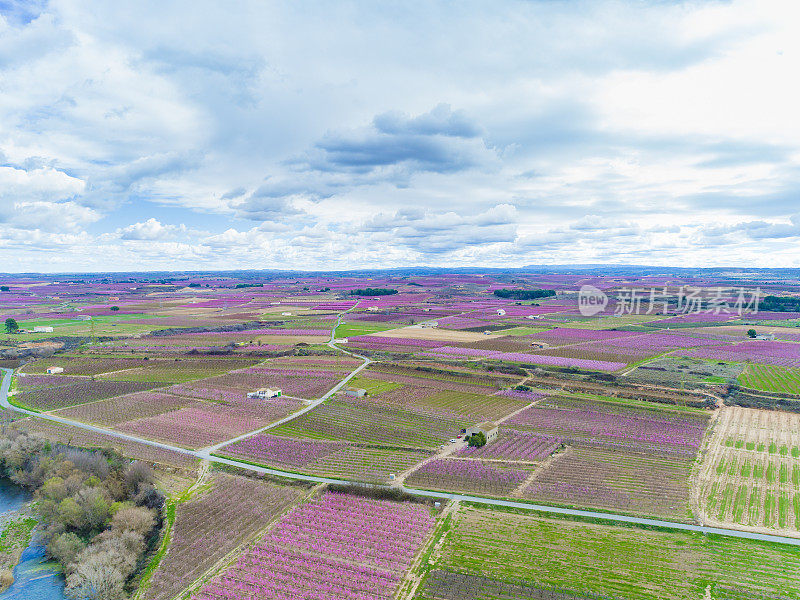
(492, 289, 556, 300)
(348, 288, 399, 296)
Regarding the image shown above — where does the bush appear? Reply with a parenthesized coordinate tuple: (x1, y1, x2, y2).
(48, 532, 87, 570)
(467, 432, 487, 448)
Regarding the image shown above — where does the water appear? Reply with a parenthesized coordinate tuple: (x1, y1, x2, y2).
(0, 480, 66, 600)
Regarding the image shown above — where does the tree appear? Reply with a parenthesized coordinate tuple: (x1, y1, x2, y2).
(4, 318, 18, 333)
(0, 286, 9, 292)
(467, 431, 487, 447)
(747, 329, 758, 338)
(48, 532, 87, 570)
(111, 506, 154, 536)
(109, 306, 120, 312)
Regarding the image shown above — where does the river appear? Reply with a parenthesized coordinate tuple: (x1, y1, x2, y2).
(0, 479, 67, 600)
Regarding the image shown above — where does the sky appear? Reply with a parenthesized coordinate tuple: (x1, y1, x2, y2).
(1, 0, 799, 273)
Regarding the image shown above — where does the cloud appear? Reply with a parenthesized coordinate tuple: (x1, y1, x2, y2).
(0, 0, 799, 270)
(360, 204, 518, 254)
(232, 185, 305, 221)
(118, 218, 185, 240)
(703, 215, 800, 240)
(302, 104, 497, 176)
(373, 104, 482, 138)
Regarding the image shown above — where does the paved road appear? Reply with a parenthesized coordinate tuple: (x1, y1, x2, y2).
(3, 368, 800, 547)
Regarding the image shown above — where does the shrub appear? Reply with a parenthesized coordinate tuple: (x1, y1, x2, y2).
(467, 432, 487, 447)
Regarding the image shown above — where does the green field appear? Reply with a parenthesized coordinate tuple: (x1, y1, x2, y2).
(347, 376, 402, 395)
(1, 313, 162, 341)
(738, 363, 800, 395)
(495, 326, 551, 336)
(418, 505, 800, 600)
(334, 321, 398, 337)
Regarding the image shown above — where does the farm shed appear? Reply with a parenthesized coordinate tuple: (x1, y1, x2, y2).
(465, 422, 499, 444)
(33, 326, 54, 333)
(46, 366, 64, 374)
(343, 387, 367, 397)
(247, 388, 282, 399)
(496, 309, 506, 316)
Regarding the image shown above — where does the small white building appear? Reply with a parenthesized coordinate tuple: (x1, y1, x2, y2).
(343, 387, 367, 398)
(46, 366, 64, 375)
(75, 315, 92, 321)
(496, 309, 506, 316)
(465, 422, 499, 444)
(755, 334, 775, 341)
(336, 338, 349, 344)
(33, 326, 54, 333)
(247, 388, 282, 399)
(526, 315, 541, 320)
(367, 306, 380, 312)
(281, 312, 292, 316)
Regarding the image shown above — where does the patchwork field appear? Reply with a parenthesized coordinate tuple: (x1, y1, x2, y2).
(6, 271, 800, 600)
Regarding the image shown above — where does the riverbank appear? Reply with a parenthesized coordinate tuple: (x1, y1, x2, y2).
(0, 480, 36, 594)
(0, 507, 37, 593)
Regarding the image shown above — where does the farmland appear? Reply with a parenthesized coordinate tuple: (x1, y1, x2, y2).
(419, 505, 800, 600)
(738, 363, 800, 395)
(697, 406, 800, 532)
(142, 472, 308, 600)
(193, 491, 436, 600)
(3, 270, 800, 599)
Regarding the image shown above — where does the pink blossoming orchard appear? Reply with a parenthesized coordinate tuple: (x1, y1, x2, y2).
(2, 270, 800, 599)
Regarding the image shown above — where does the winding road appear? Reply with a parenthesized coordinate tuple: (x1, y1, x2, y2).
(3, 364, 800, 548)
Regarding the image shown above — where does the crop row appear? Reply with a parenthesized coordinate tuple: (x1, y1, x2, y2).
(204, 368, 344, 399)
(421, 346, 626, 372)
(460, 431, 561, 462)
(506, 402, 706, 459)
(738, 363, 800, 395)
(144, 473, 304, 600)
(18, 379, 166, 411)
(437, 506, 800, 600)
(115, 399, 301, 449)
(680, 340, 800, 367)
(270, 397, 464, 449)
(406, 459, 530, 496)
(523, 447, 693, 519)
(193, 491, 436, 600)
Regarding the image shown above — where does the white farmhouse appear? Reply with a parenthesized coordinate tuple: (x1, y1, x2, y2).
(465, 422, 499, 444)
(342, 387, 367, 397)
(247, 388, 282, 399)
(33, 326, 54, 333)
(496, 309, 506, 316)
(46, 366, 64, 375)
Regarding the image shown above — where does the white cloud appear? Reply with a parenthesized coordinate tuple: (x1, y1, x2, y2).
(118, 218, 185, 240)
